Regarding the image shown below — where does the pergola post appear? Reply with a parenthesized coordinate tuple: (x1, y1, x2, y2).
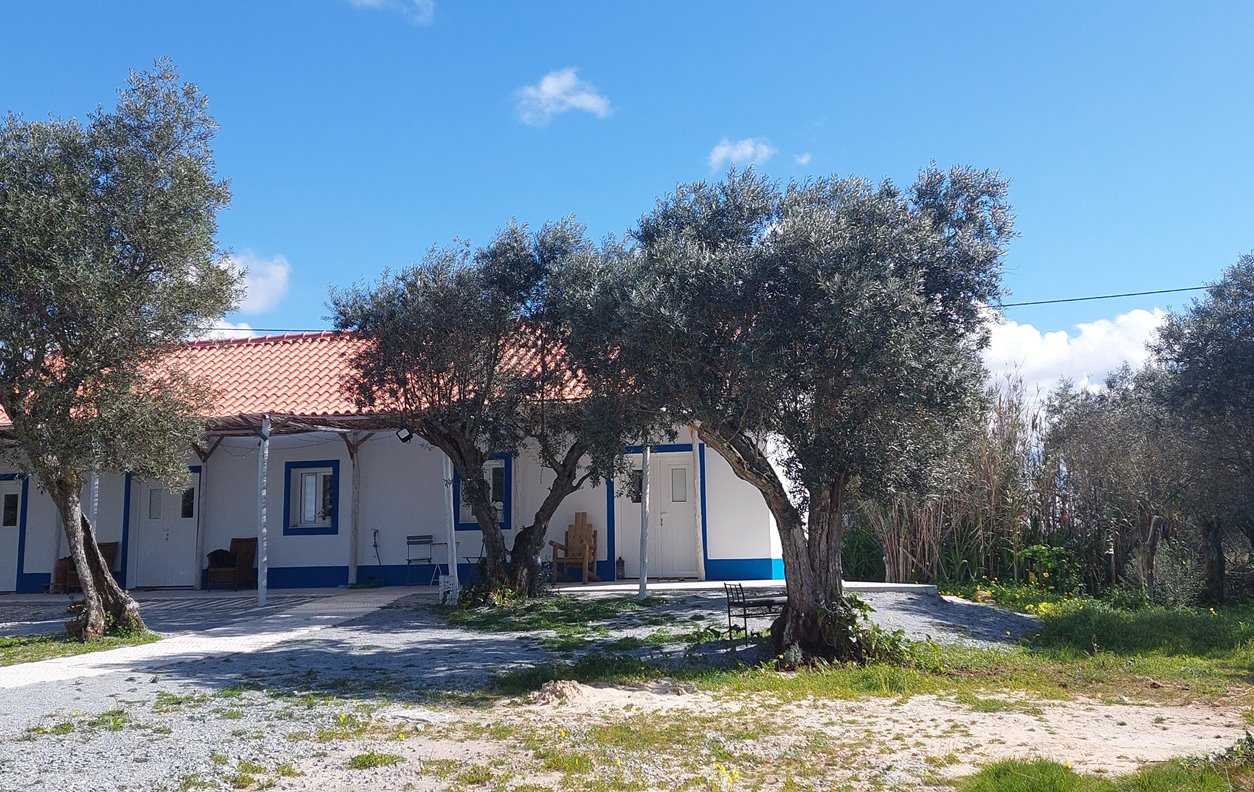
(192, 438, 222, 591)
(342, 432, 369, 586)
(689, 426, 706, 581)
(638, 444, 651, 602)
(256, 414, 271, 607)
(441, 452, 459, 603)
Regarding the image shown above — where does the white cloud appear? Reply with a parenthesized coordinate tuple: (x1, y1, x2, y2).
(228, 251, 291, 314)
(515, 68, 611, 126)
(198, 321, 257, 341)
(794, 152, 812, 166)
(984, 308, 1166, 395)
(348, 0, 434, 25)
(708, 137, 777, 171)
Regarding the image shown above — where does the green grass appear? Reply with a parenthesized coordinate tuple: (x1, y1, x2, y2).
(0, 631, 158, 667)
(443, 593, 665, 650)
(346, 751, 403, 769)
(957, 756, 1247, 792)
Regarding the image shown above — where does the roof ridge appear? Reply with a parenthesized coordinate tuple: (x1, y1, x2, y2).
(181, 330, 347, 350)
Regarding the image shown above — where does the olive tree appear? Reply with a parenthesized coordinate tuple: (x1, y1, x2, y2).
(334, 220, 662, 595)
(600, 167, 1012, 659)
(1152, 254, 1254, 602)
(0, 62, 237, 638)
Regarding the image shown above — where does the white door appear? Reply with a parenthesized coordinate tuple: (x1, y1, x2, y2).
(616, 455, 698, 579)
(0, 480, 22, 592)
(133, 474, 199, 587)
(656, 457, 698, 578)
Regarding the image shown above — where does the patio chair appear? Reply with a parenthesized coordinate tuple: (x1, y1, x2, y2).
(549, 512, 599, 585)
(206, 537, 257, 591)
(406, 534, 440, 586)
(57, 542, 120, 594)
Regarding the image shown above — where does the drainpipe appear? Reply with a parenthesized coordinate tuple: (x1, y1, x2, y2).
(638, 444, 651, 602)
(256, 414, 271, 608)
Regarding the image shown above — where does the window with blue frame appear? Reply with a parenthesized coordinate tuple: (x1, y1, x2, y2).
(284, 460, 340, 535)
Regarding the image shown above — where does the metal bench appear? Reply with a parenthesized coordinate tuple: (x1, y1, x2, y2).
(723, 582, 788, 638)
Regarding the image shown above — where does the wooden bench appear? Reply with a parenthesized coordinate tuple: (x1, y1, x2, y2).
(723, 583, 787, 638)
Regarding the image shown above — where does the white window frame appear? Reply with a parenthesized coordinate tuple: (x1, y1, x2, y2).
(460, 459, 505, 524)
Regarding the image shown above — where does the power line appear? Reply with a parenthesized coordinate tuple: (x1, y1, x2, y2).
(1000, 286, 1206, 308)
(202, 285, 1211, 333)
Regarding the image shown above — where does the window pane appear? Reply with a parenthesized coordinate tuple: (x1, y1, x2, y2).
(671, 468, 688, 502)
(321, 473, 334, 520)
(301, 472, 318, 523)
(181, 487, 195, 519)
(148, 488, 162, 520)
(628, 470, 642, 504)
(2, 493, 17, 527)
(490, 464, 505, 505)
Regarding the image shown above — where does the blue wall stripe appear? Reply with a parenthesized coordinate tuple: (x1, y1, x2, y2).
(119, 473, 132, 588)
(2, 474, 30, 592)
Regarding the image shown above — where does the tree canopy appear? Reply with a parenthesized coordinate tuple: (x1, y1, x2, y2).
(0, 61, 236, 637)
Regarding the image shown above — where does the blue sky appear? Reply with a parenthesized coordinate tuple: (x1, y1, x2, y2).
(3, 1, 1252, 389)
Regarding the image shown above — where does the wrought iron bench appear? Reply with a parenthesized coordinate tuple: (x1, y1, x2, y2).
(723, 582, 787, 638)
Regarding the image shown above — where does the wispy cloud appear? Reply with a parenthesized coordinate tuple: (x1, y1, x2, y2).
(794, 152, 812, 166)
(227, 251, 292, 314)
(348, 0, 434, 25)
(198, 321, 257, 340)
(708, 137, 777, 171)
(984, 308, 1166, 395)
(515, 68, 611, 126)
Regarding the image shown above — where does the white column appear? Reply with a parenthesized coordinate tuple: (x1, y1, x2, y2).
(638, 445, 651, 601)
(344, 433, 365, 586)
(256, 415, 271, 608)
(689, 427, 706, 581)
(194, 461, 207, 591)
(442, 453, 459, 603)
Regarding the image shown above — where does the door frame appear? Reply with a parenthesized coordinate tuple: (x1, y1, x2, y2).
(127, 465, 201, 588)
(0, 474, 29, 593)
(605, 443, 708, 582)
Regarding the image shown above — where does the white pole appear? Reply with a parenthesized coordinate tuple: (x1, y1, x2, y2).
(689, 427, 706, 581)
(257, 415, 271, 608)
(638, 445, 651, 601)
(442, 453, 459, 603)
(345, 433, 364, 586)
(194, 456, 207, 591)
(89, 472, 100, 529)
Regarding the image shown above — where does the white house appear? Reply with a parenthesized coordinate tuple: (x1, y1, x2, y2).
(0, 332, 783, 594)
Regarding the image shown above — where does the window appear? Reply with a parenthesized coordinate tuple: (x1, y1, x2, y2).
(181, 487, 196, 519)
(459, 459, 506, 524)
(147, 488, 162, 520)
(671, 467, 688, 502)
(284, 461, 340, 535)
(627, 469, 643, 504)
(1, 493, 18, 527)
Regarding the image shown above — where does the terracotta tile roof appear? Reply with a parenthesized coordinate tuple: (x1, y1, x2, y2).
(0, 330, 588, 429)
(169, 331, 368, 418)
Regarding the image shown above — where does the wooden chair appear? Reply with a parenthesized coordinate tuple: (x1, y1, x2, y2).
(549, 512, 599, 585)
(206, 537, 258, 590)
(59, 542, 120, 593)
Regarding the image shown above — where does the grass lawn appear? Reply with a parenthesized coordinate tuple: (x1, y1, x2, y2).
(457, 589, 1254, 710)
(958, 752, 1254, 792)
(0, 631, 158, 667)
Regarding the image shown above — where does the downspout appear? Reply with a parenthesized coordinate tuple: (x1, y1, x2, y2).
(689, 426, 706, 581)
(256, 414, 271, 608)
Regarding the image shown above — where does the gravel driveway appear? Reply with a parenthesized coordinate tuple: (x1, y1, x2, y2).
(0, 588, 1039, 792)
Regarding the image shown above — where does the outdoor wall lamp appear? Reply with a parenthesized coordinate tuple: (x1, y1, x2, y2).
(396, 428, 414, 444)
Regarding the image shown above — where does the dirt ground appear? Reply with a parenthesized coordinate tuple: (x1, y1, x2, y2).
(265, 680, 1249, 791)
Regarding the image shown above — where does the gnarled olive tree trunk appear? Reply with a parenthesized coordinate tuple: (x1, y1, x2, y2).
(48, 478, 144, 639)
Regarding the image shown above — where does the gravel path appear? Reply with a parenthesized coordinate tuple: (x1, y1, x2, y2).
(0, 588, 1052, 792)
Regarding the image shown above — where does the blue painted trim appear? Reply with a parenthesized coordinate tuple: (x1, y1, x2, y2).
(450, 453, 512, 532)
(120, 473, 132, 588)
(2, 474, 30, 592)
(17, 572, 50, 594)
(282, 459, 341, 536)
(704, 557, 784, 581)
(267, 563, 487, 589)
(623, 443, 694, 455)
